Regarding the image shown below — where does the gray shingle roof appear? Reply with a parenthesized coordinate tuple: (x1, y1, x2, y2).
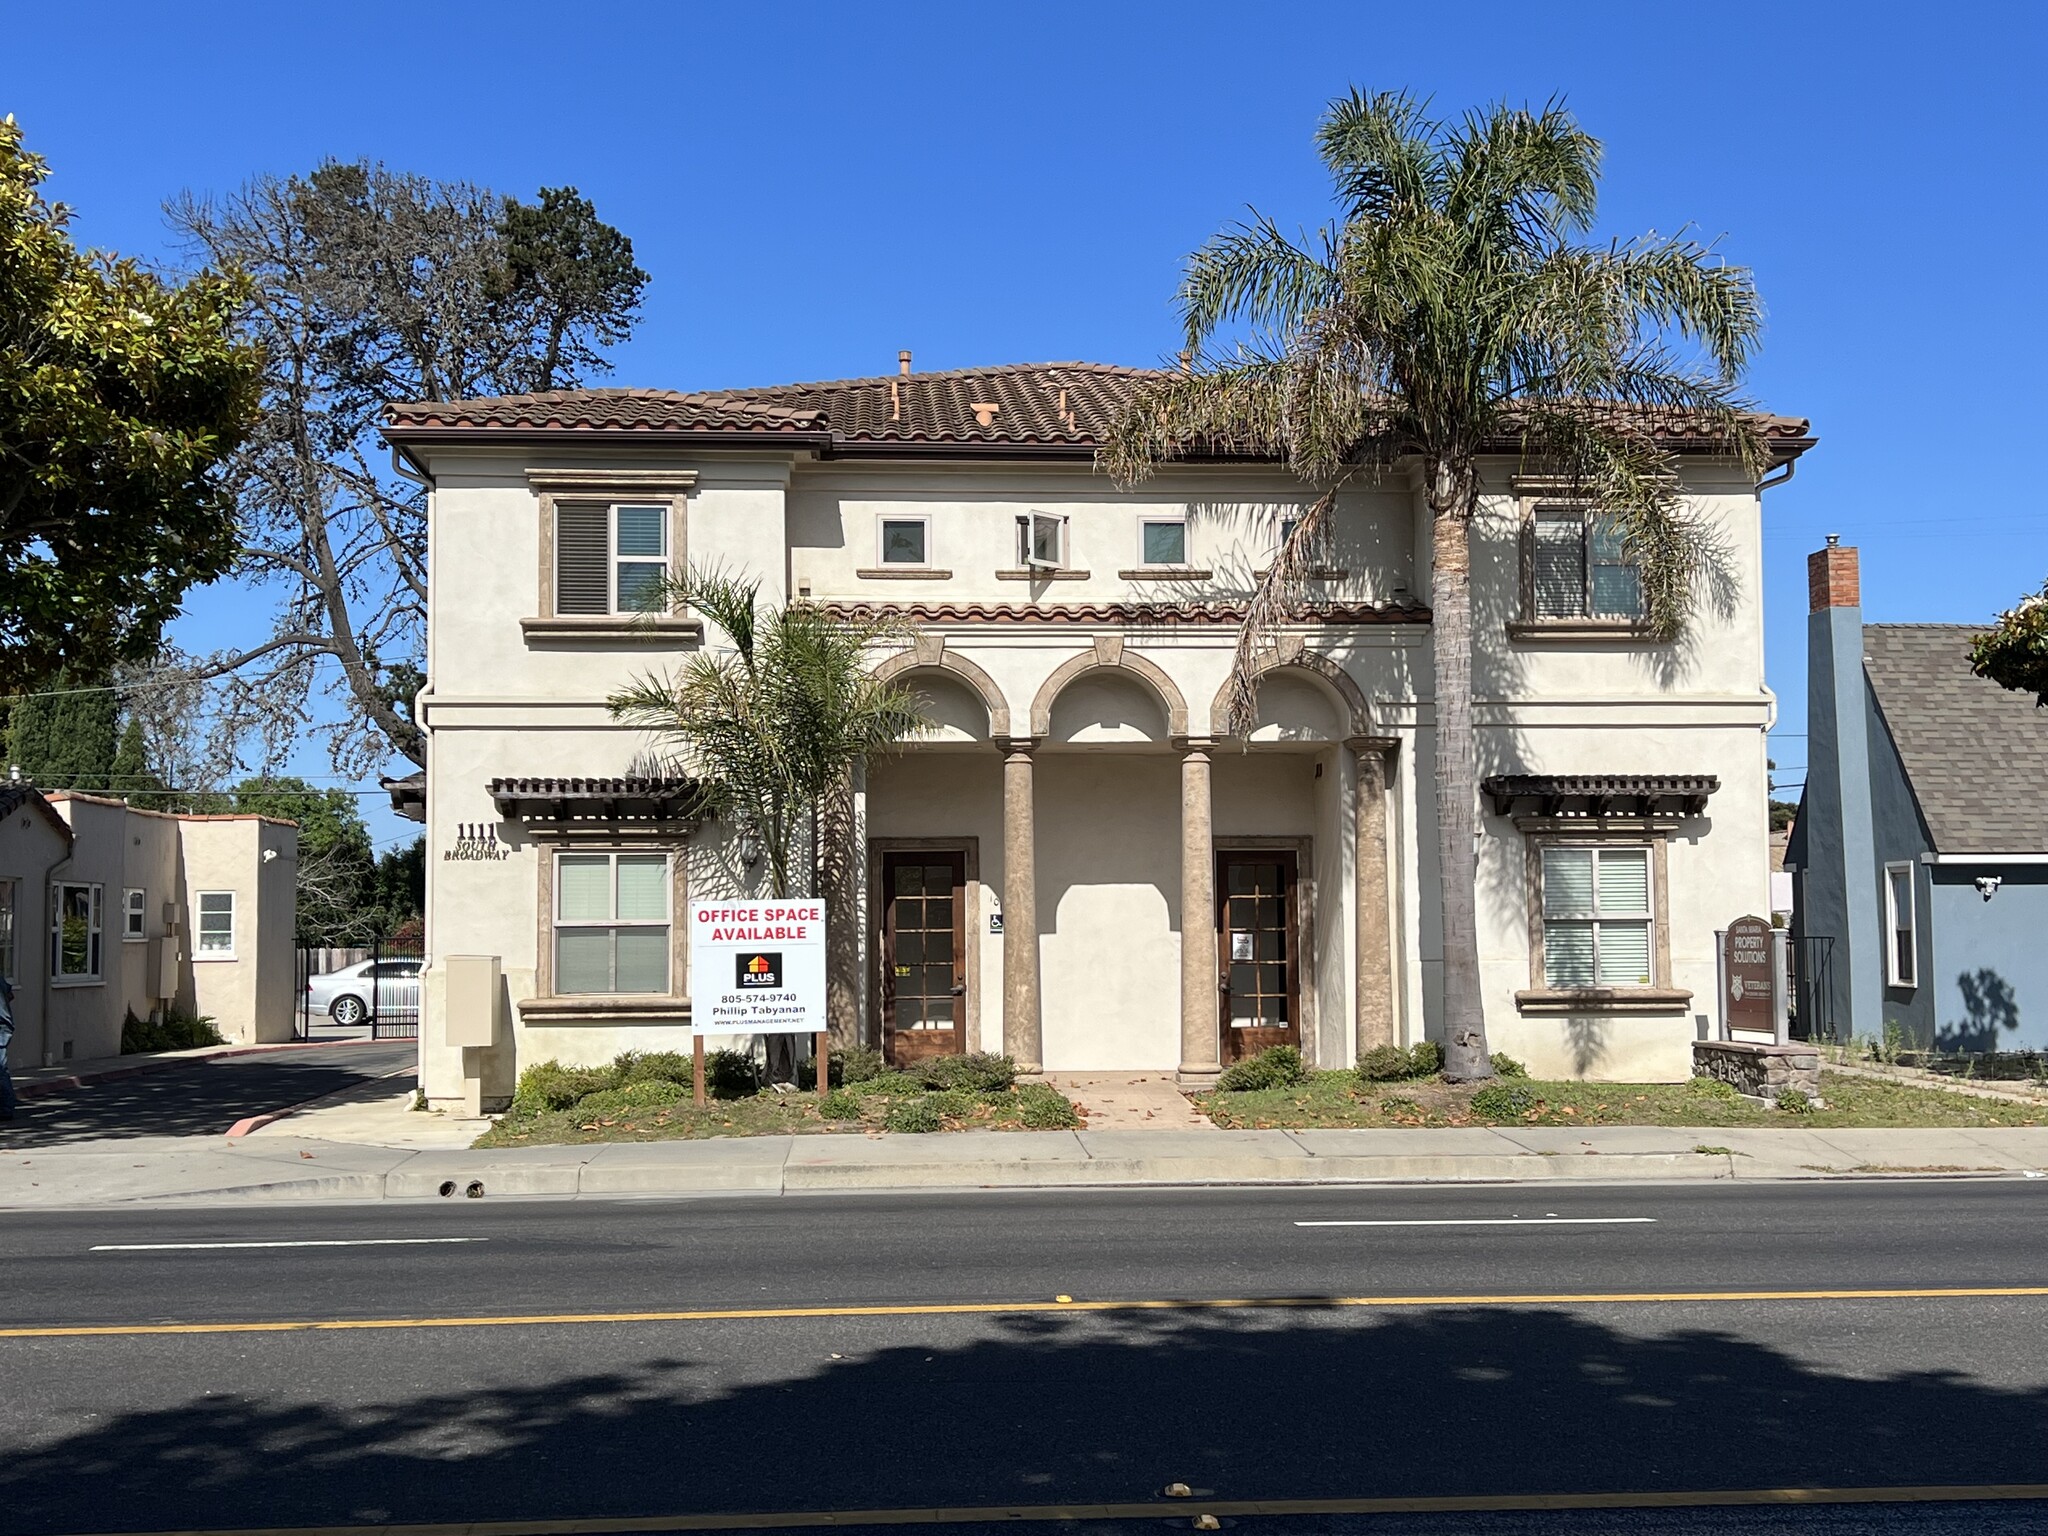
(1863, 624, 2048, 855)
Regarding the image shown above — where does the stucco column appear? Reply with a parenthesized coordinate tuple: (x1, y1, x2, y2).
(1001, 742, 1042, 1074)
(1351, 738, 1396, 1057)
(1178, 742, 1221, 1086)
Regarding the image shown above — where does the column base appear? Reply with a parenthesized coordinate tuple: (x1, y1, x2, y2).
(1175, 1065, 1222, 1090)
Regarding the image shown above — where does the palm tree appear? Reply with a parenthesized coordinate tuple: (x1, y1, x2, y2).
(609, 566, 932, 900)
(1103, 91, 1769, 1080)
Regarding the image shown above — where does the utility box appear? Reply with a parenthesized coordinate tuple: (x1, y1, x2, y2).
(444, 955, 502, 1048)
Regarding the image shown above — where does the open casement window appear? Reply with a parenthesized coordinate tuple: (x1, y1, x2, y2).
(1138, 516, 1188, 567)
(1527, 504, 1644, 623)
(555, 502, 670, 616)
(50, 881, 103, 982)
(554, 852, 672, 995)
(0, 879, 16, 981)
(1017, 511, 1067, 570)
(1540, 845, 1655, 989)
(1885, 862, 1917, 988)
(196, 892, 235, 958)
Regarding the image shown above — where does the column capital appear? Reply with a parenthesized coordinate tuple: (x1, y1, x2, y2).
(1174, 735, 1216, 757)
(1345, 734, 1400, 761)
(997, 736, 1038, 758)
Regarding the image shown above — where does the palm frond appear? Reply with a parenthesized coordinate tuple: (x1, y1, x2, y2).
(1177, 216, 1341, 355)
(1317, 88, 1444, 223)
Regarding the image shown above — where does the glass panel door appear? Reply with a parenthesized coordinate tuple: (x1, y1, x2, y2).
(1217, 851, 1300, 1063)
(883, 851, 966, 1065)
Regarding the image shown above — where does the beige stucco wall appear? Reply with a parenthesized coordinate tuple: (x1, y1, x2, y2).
(1, 799, 68, 1069)
(176, 815, 299, 1045)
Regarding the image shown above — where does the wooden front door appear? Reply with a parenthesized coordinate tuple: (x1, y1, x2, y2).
(882, 850, 967, 1065)
(1217, 851, 1301, 1063)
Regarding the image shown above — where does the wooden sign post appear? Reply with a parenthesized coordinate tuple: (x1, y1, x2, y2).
(816, 1031, 830, 1097)
(693, 1034, 707, 1108)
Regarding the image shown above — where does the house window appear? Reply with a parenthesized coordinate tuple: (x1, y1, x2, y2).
(1540, 845, 1654, 988)
(1885, 862, 1917, 988)
(50, 882, 103, 983)
(554, 852, 672, 995)
(1018, 511, 1066, 569)
(124, 888, 147, 941)
(1530, 504, 1643, 621)
(196, 892, 236, 958)
(0, 879, 16, 982)
(878, 517, 930, 566)
(556, 502, 669, 616)
(1138, 516, 1188, 567)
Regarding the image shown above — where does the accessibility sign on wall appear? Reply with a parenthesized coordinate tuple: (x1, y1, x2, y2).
(689, 900, 826, 1035)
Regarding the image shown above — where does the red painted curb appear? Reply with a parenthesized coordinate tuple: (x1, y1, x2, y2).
(15, 1036, 394, 1101)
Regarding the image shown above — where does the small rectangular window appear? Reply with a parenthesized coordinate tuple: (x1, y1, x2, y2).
(0, 879, 16, 982)
(1139, 517, 1187, 567)
(1885, 862, 1917, 988)
(197, 891, 236, 958)
(554, 852, 672, 995)
(1019, 512, 1066, 569)
(557, 503, 669, 615)
(878, 517, 930, 566)
(124, 887, 147, 941)
(613, 504, 668, 612)
(1541, 845, 1654, 989)
(50, 881, 103, 981)
(1530, 505, 1643, 622)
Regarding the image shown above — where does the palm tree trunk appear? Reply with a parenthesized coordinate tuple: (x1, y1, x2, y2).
(1430, 464, 1493, 1081)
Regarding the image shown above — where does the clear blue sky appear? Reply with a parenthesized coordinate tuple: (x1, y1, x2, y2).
(11, 0, 2045, 848)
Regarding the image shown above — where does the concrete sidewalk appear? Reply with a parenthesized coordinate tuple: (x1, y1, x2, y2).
(4, 1122, 2047, 1208)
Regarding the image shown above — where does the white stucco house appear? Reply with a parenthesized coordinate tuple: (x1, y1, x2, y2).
(383, 359, 1814, 1111)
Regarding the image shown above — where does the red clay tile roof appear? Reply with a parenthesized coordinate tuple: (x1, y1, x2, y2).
(822, 598, 1428, 626)
(385, 362, 1813, 458)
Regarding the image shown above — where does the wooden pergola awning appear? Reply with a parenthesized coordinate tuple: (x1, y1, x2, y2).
(1482, 774, 1718, 822)
(487, 776, 710, 828)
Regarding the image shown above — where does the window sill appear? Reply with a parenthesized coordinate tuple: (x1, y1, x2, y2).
(1506, 620, 1656, 642)
(192, 952, 237, 963)
(995, 568, 1089, 581)
(854, 567, 954, 581)
(122, 935, 147, 944)
(519, 994, 690, 1025)
(49, 976, 105, 988)
(1515, 986, 1692, 1016)
(1251, 566, 1352, 581)
(1117, 567, 1215, 582)
(521, 615, 704, 642)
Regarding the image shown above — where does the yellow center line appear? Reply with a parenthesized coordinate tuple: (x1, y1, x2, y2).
(38, 1481, 2048, 1534)
(3, 1284, 2047, 1339)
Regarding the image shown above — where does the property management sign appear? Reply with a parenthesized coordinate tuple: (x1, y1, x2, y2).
(689, 900, 826, 1036)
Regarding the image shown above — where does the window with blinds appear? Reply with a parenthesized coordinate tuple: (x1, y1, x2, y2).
(1531, 506, 1643, 621)
(556, 503, 668, 615)
(1541, 845, 1654, 989)
(554, 852, 671, 994)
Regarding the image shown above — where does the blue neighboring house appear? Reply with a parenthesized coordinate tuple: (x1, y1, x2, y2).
(1789, 538, 2048, 1050)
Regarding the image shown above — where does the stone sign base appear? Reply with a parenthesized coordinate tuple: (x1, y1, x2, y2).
(1693, 1040, 1822, 1104)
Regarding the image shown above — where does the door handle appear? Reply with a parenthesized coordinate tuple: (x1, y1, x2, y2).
(950, 984, 966, 995)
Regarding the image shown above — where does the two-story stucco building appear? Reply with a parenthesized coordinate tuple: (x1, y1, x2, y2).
(384, 359, 1813, 1111)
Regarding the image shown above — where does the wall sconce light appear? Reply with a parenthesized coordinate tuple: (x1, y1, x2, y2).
(1976, 875, 2002, 901)
(262, 848, 278, 863)
(737, 830, 764, 873)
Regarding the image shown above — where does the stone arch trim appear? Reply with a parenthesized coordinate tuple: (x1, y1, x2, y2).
(873, 645, 1011, 738)
(1208, 644, 1373, 738)
(1029, 643, 1191, 739)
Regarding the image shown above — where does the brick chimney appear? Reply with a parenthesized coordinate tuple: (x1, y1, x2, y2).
(1808, 535, 1859, 612)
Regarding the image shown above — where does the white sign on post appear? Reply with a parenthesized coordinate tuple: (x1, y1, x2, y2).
(689, 900, 826, 1035)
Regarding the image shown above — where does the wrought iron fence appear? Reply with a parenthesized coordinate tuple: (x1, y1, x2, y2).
(295, 937, 423, 1040)
(1791, 934, 1839, 1043)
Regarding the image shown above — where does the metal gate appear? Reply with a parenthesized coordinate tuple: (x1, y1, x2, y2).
(365, 933, 424, 1039)
(296, 937, 423, 1040)
(1792, 934, 1839, 1042)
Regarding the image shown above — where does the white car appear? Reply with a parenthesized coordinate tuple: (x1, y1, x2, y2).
(306, 958, 422, 1026)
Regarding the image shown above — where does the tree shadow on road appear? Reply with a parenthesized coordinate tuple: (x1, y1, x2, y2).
(3, 1302, 2044, 1532)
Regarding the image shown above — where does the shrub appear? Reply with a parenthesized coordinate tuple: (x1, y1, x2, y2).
(619, 1051, 695, 1088)
(1216, 1045, 1307, 1092)
(120, 1007, 225, 1054)
(511, 1059, 613, 1114)
(884, 1097, 945, 1133)
(850, 1070, 924, 1098)
(924, 1087, 980, 1119)
(1357, 1044, 1414, 1082)
(1017, 1082, 1082, 1129)
(1407, 1040, 1443, 1076)
(1775, 1087, 1814, 1115)
(1489, 1052, 1529, 1078)
(572, 1079, 685, 1117)
(916, 1052, 1018, 1093)
(1470, 1081, 1541, 1120)
(837, 1045, 886, 1084)
(704, 1048, 760, 1100)
(817, 1089, 861, 1119)
(1686, 1075, 1742, 1103)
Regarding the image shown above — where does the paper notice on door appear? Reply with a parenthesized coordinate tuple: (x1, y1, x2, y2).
(1230, 932, 1255, 961)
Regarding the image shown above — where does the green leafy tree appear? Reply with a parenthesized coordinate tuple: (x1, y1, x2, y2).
(170, 163, 647, 774)
(1104, 92, 1769, 1080)
(0, 117, 260, 696)
(6, 669, 117, 789)
(609, 568, 931, 900)
(370, 836, 425, 929)
(233, 775, 376, 944)
(108, 716, 168, 806)
(1971, 583, 2048, 705)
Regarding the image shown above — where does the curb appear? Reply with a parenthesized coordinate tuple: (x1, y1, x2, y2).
(16, 1036, 393, 1102)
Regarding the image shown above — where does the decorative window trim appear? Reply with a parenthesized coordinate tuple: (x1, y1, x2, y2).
(1517, 832, 1689, 1015)
(994, 566, 1090, 582)
(194, 890, 237, 962)
(50, 881, 105, 984)
(1512, 485, 1652, 637)
(1884, 860, 1918, 989)
(528, 469, 694, 639)
(123, 887, 147, 942)
(1134, 514, 1190, 570)
(526, 844, 688, 1017)
(875, 514, 933, 569)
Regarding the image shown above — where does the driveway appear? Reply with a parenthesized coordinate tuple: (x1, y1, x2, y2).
(1, 1041, 417, 1148)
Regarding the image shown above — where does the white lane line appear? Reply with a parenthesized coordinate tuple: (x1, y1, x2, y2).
(90, 1238, 488, 1252)
(1293, 1217, 1657, 1228)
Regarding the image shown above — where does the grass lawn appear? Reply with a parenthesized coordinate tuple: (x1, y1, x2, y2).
(474, 1077, 1081, 1148)
(1196, 1069, 2048, 1131)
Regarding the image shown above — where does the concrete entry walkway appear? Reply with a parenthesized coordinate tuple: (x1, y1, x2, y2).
(1046, 1072, 1215, 1130)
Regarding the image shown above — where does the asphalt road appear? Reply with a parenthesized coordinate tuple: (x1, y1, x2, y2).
(2, 1180, 2046, 1535)
(1, 1039, 417, 1147)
